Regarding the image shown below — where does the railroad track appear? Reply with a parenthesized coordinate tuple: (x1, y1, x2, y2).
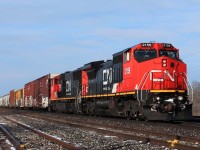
(1, 114, 158, 150)
(1, 108, 200, 149)
(32, 112, 200, 143)
(19, 113, 199, 150)
(0, 124, 25, 150)
(0, 116, 81, 150)
(178, 121, 200, 129)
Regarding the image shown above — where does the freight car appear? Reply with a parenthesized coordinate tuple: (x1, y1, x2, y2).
(49, 42, 192, 121)
(9, 90, 16, 107)
(0, 94, 9, 107)
(0, 74, 58, 109)
(15, 88, 24, 108)
(24, 74, 59, 108)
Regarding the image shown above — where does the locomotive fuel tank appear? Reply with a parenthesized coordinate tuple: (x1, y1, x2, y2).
(95, 100, 110, 109)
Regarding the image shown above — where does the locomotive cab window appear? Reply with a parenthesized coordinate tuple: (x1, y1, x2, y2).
(123, 51, 131, 63)
(134, 49, 157, 62)
(159, 50, 179, 60)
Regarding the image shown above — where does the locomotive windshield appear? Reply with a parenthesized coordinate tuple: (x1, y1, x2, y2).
(134, 49, 157, 62)
(159, 50, 179, 60)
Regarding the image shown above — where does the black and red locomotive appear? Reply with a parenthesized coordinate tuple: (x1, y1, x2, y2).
(50, 42, 191, 120)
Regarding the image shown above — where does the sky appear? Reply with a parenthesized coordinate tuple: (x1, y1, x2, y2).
(0, 0, 200, 95)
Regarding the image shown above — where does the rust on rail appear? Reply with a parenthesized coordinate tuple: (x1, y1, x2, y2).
(0, 124, 26, 150)
(26, 115, 200, 150)
(2, 116, 81, 150)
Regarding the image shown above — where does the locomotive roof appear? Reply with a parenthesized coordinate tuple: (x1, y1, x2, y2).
(113, 47, 132, 57)
(82, 60, 104, 70)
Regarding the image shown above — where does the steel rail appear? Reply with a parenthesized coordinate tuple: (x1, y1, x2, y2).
(26, 115, 199, 150)
(2, 116, 81, 150)
(0, 124, 25, 150)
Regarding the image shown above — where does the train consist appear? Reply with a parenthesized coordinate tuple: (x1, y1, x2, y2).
(0, 42, 194, 120)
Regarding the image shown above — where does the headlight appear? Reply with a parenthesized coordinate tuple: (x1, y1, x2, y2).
(178, 96, 183, 101)
(156, 96, 160, 100)
(162, 59, 167, 67)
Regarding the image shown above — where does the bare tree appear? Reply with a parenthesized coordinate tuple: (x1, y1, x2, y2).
(192, 81, 200, 116)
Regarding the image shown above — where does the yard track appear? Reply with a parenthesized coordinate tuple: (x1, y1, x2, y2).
(0, 108, 199, 149)
(21, 113, 200, 150)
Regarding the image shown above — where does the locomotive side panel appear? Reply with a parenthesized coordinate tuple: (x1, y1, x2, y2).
(95, 60, 113, 95)
(82, 70, 88, 96)
(66, 72, 74, 97)
(50, 75, 61, 100)
(59, 71, 74, 98)
(83, 60, 105, 96)
(112, 51, 123, 93)
(87, 70, 98, 95)
(59, 73, 66, 97)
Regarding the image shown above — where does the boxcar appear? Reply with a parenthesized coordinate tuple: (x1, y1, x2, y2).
(24, 81, 35, 107)
(0, 94, 9, 107)
(34, 74, 59, 108)
(15, 88, 24, 108)
(9, 90, 16, 107)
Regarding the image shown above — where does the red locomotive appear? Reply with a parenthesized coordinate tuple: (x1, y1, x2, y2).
(0, 42, 192, 121)
(49, 42, 191, 120)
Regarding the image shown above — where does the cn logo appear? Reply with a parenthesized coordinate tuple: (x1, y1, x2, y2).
(66, 80, 71, 92)
(103, 68, 112, 85)
(125, 67, 131, 74)
(150, 70, 175, 82)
